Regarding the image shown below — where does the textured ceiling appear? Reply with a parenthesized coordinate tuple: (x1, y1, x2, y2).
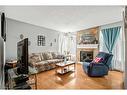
(1, 6, 124, 32)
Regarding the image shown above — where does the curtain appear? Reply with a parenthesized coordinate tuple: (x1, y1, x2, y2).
(112, 28, 125, 71)
(100, 26, 125, 71)
(58, 33, 73, 55)
(101, 26, 121, 53)
(58, 33, 68, 55)
(58, 33, 76, 61)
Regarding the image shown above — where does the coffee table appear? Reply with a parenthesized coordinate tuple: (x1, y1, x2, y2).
(55, 61, 76, 75)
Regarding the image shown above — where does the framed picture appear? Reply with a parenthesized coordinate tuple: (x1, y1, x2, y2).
(37, 35, 45, 46)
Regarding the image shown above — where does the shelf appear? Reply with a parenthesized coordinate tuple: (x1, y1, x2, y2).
(77, 44, 99, 49)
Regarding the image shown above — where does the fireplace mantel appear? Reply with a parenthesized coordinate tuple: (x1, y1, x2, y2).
(77, 44, 99, 49)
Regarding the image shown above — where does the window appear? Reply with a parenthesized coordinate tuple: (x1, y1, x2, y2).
(37, 35, 45, 46)
(99, 27, 125, 71)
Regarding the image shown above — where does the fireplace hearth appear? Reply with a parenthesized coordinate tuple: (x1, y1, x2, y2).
(80, 51, 93, 62)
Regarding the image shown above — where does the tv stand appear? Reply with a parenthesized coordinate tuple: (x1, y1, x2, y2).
(8, 68, 30, 89)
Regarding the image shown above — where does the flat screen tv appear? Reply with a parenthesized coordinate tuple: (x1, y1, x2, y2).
(17, 38, 28, 75)
(1, 13, 6, 41)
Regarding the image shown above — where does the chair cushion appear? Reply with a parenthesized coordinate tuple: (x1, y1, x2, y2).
(96, 52, 113, 64)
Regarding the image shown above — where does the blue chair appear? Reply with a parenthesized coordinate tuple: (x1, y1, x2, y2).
(82, 52, 113, 77)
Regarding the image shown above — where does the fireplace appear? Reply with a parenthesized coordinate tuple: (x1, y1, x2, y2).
(80, 51, 93, 62)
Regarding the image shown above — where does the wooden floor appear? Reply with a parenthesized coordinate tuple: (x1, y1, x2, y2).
(32, 63, 124, 89)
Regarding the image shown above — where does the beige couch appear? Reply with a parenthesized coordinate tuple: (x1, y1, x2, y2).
(29, 52, 64, 74)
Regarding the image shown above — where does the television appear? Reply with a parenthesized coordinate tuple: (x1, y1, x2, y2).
(1, 13, 6, 41)
(0, 12, 6, 88)
(17, 38, 28, 75)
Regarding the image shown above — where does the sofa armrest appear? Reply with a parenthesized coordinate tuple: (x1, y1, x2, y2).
(90, 62, 106, 66)
(83, 62, 91, 73)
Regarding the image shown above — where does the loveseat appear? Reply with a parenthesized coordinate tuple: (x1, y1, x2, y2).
(29, 52, 64, 74)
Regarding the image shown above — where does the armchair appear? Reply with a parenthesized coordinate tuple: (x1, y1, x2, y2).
(82, 52, 113, 77)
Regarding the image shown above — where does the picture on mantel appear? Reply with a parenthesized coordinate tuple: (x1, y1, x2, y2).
(78, 28, 99, 45)
(79, 34, 98, 44)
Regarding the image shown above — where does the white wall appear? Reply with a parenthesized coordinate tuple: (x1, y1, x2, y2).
(70, 35, 76, 55)
(125, 28, 127, 89)
(100, 21, 123, 30)
(125, 6, 127, 89)
(6, 18, 60, 60)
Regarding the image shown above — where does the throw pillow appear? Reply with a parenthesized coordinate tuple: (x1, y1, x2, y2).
(43, 52, 53, 60)
(51, 52, 57, 59)
(93, 57, 103, 63)
(32, 53, 42, 61)
(29, 55, 41, 65)
(39, 53, 44, 61)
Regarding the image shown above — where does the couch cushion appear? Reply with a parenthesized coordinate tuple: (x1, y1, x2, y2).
(32, 53, 42, 60)
(29, 54, 33, 62)
(29, 53, 33, 58)
(40, 53, 45, 61)
(29, 53, 42, 65)
(43, 52, 53, 60)
(51, 52, 58, 59)
(56, 59, 64, 62)
(36, 61, 48, 65)
(29, 57, 41, 67)
(46, 59, 63, 64)
(30, 61, 48, 68)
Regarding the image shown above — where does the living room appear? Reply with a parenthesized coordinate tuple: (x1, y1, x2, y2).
(0, 6, 126, 89)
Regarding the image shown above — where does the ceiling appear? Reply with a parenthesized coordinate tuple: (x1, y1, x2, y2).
(0, 6, 124, 32)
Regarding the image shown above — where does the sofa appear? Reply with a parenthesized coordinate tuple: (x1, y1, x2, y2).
(29, 52, 64, 74)
(82, 52, 113, 77)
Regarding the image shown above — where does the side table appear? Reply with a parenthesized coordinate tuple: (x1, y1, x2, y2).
(6, 60, 17, 68)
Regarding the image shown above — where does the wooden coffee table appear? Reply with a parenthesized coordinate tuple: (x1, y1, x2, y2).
(55, 61, 76, 75)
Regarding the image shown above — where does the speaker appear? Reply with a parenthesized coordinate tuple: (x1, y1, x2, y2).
(1, 13, 6, 41)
